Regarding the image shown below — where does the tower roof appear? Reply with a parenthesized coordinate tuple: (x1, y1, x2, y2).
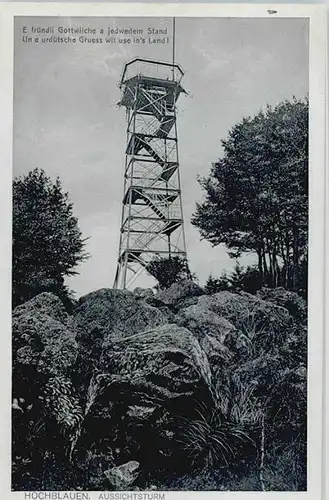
(120, 57, 185, 86)
(118, 58, 186, 109)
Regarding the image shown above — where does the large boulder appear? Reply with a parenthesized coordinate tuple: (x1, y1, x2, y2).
(12, 293, 78, 377)
(83, 324, 212, 467)
(175, 298, 264, 370)
(71, 288, 169, 402)
(104, 461, 140, 489)
(73, 288, 167, 342)
(176, 303, 238, 343)
(13, 292, 69, 324)
(133, 287, 154, 300)
(95, 323, 212, 404)
(152, 280, 204, 309)
(257, 287, 307, 322)
(175, 304, 239, 367)
(194, 291, 293, 352)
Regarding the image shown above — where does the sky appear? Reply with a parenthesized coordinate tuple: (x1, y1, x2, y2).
(13, 16, 309, 296)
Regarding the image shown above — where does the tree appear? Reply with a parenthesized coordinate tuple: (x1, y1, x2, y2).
(204, 272, 231, 294)
(13, 168, 88, 308)
(146, 255, 194, 290)
(191, 97, 308, 292)
(205, 264, 263, 295)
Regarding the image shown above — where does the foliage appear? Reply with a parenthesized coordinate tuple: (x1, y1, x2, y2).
(206, 287, 307, 490)
(261, 441, 306, 491)
(144, 449, 305, 491)
(192, 98, 308, 292)
(205, 264, 263, 295)
(205, 273, 231, 294)
(214, 373, 263, 429)
(13, 168, 88, 308)
(146, 255, 195, 289)
(178, 406, 252, 469)
(12, 456, 32, 478)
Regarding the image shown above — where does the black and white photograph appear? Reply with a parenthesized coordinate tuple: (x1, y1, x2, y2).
(7, 7, 325, 495)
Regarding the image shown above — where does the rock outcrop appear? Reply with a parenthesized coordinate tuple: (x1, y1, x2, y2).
(12, 283, 307, 490)
(12, 292, 78, 378)
(73, 288, 167, 342)
(71, 288, 170, 404)
(152, 280, 204, 308)
(12, 292, 82, 467)
(13, 291, 69, 324)
(105, 461, 140, 489)
(175, 304, 245, 366)
(84, 324, 213, 466)
(195, 291, 293, 351)
(257, 286, 307, 321)
(133, 287, 154, 300)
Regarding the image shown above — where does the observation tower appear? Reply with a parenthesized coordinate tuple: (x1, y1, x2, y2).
(113, 58, 187, 289)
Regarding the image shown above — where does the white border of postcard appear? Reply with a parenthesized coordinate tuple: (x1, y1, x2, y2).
(0, 3, 326, 500)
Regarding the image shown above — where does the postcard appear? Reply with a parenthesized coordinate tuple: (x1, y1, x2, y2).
(0, 3, 326, 500)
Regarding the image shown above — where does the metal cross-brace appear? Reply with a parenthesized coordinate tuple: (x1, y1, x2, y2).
(113, 58, 188, 289)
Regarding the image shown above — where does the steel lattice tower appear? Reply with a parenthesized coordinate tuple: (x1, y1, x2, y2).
(113, 58, 187, 289)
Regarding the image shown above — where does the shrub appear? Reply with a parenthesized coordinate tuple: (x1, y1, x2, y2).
(205, 265, 263, 295)
(204, 273, 231, 294)
(146, 256, 195, 289)
(178, 405, 252, 469)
